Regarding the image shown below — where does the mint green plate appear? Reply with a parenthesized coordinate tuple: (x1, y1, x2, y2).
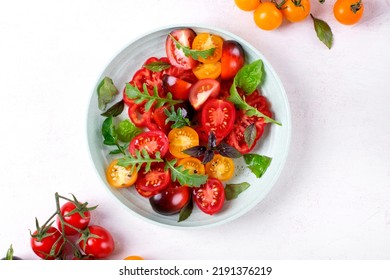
(87, 25, 291, 229)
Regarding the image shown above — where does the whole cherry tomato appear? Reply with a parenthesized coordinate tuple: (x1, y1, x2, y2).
(282, 0, 311, 23)
(30, 226, 64, 259)
(234, 0, 261, 11)
(220, 40, 245, 80)
(56, 201, 92, 236)
(253, 2, 283, 31)
(149, 182, 191, 215)
(78, 225, 115, 259)
(334, 0, 364, 25)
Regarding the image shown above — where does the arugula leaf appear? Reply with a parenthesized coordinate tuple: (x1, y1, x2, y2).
(165, 159, 208, 187)
(144, 61, 171, 72)
(117, 150, 163, 173)
(97, 76, 118, 110)
(228, 60, 282, 126)
(101, 100, 124, 117)
(225, 182, 250, 201)
(310, 14, 333, 49)
(169, 34, 215, 60)
(164, 106, 190, 128)
(125, 83, 182, 111)
(178, 199, 193, 222)
(243, 154, 272, 178)
(235, 59, 264, 94)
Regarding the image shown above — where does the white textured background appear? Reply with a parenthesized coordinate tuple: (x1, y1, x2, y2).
(1, 0, 389, 260)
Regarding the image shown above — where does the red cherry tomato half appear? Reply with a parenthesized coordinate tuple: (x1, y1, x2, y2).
(56, 201, 91, 236)
(78, 225, 114, 259)
(162, 74, 192, 100)
(30, 227, 64, 260)
(128, 102, 151, 128)
(133, 57, 167, 94)
(189, 79, 220, 110)
(149, 182, 191, 215)
(226, 90, 271, 154)
(152, 105, 171, 133)
(166, 28, 198, 70)
(193, 178, 225, 215)
(129, 130, 169, 158)
(201, 98, 236, 140)
(220, 40, 245, 80)
(136, 162, 171, 193)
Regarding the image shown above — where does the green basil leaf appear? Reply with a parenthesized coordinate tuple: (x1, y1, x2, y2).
(311, 14, 333, 49)
(244, 123, 257, 148)
(116, 119, 141, 142)
(97, 77, 118, 110)
(243, 154, 272, 178)
(100, 100, 124, 117)
(178, 199, 193, 222)
(144, 61, 171, 72)
(101, 116, 117, 145)
(225, 182, 250, 201)
(235, 59, 264, 94)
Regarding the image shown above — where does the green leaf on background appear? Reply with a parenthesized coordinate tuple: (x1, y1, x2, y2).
(311, 14, 333, 49)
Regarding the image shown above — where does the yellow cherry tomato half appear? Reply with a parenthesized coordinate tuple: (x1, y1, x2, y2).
(235, 0, 261, 11)
(168, 126, 199, 158)
(333, 0, 364, 25)
(124, 255, 144, 260)
(282, 0, 311, 23)
(192, 33, 224, 64)
(253, 2, 283, 31)
(177, 157, 205, 175)
(106, 159, 138, 188)
(205, 154, 234, 181)
(192, 62, 222, 80)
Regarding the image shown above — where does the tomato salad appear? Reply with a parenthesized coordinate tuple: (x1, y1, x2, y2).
(98, 28, 281, 221)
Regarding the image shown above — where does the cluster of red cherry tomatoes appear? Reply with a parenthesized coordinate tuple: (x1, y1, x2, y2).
(105, 28, 273, 217)
(29, 193, 115, 260)
(235, 0, 364, 30)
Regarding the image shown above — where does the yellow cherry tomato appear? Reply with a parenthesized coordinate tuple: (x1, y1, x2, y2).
(334, 0, 364, 25)
(168, 126, 199, 158)
(205, 154, 234, 181)
(192, 33, 224, 64)
(106, 159, 138, 188)
(235, 0, 261, 11)
(192, 62, 222, 80)
(177, 157, 205, 175)
(253, 2, 283, 31)
(124, 255, 144, 260)
(282, 0, 311, 23)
